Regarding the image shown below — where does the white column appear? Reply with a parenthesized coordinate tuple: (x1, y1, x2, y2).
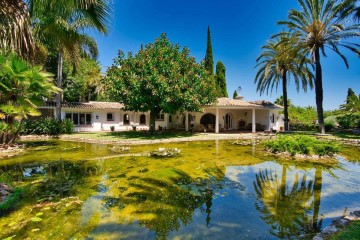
(185, 112, 189, 131)
(215, 108, 219, 133)
(268, 111, 272, 131)
(252, 108, 256, 133)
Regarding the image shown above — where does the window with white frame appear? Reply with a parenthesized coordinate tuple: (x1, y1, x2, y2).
(65, 112, 92, 125)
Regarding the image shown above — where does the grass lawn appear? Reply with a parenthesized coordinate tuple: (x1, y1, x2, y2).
(330, 221, 360, 240)
(278, 131, 360, 140)
(62, 131, 199, 141)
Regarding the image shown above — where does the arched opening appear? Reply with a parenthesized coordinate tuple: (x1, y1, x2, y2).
(123, 114, 130, 125)
(225, 113, 234, 130)
(140, 114, 146, 125)
(200, 113, 216, 126)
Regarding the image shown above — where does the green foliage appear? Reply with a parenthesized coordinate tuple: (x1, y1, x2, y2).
(215, 61, 228, 97)
(255, 33, 313, 131)
(331, 220, 360, 240)
(274, 96, 292, 107)
(21, 118, 73, 135)
(265, 135, 339, 156)
(279, 0, 360, 134)
(289, 106, 317, 126)
(336, 113, 360, 129)
(204, 26, 214, 74)
(0, 1, 34, 58)
(0, 53, 59, 144)
(104, 34, 216, 130)
(341, 93, 360, 113)
(324, 117, 337, 132)
(63, 58, 102, 102)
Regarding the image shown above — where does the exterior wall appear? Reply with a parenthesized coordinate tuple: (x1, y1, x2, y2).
(62, 108, 150, 132)
(58, 106, 283, 133)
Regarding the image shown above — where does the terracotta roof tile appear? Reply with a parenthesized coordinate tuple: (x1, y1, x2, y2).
(61, 102, 124, 109)
(38, 101, 124, 109)
(213, 98, 261, 108)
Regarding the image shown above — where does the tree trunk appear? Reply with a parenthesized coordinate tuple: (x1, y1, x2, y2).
(8, 118, 23, 144)
(282, 69, 289, 131)
(55, 51, 63, 120)
(312, 167, 322, 230)
(149, 110, 158, 134)
(314, 48, 325, 134)
(280, 164, 287, 199)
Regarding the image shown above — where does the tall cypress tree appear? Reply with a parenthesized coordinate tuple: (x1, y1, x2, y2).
(346, 88, 356, 104)
(233, 90, 238, 99)
(204, 26, 214, 74)
(215, 61, 228, 97)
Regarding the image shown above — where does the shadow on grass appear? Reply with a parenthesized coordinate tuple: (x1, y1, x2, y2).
(331, 132, 360, 140)
(104, 131, 195, 140)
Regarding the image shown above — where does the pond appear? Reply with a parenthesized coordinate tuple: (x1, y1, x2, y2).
(0, 140, 359, 239)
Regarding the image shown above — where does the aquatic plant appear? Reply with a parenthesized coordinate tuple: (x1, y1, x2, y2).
(264, 135, 339, 157)
(150, 148, 181, 157)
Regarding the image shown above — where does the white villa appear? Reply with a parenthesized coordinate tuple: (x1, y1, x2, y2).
(40, 97, 284, 133)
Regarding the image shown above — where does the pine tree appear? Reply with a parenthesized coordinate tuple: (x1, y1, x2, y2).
(233, 90, 238, 99)
(215, 61, 228, 97)
(204, 26, 214, 74)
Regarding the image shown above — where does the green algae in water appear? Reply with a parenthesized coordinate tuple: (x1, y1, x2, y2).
(0, 140, 359, 239)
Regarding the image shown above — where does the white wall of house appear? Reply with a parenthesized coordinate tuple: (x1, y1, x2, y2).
(59, 106, 283, 133)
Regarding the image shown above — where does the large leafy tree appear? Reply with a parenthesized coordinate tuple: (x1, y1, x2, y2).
(255, 33, 313, 131)
(105, 34, 216, 133)
(215, 61, 228, 97)
(0, 1, 34, 58)
(28, 0, 110, 119)
(0, 53, 58, 144)
(279, 0, 360, 134)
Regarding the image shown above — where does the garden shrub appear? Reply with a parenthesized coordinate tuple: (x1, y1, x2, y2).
(336, 113, 360, 129)
(21, 118, 73, 135)
(265, 135, 339, 157)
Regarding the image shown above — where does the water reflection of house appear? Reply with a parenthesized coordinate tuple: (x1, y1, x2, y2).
(39, 97, 283, 133)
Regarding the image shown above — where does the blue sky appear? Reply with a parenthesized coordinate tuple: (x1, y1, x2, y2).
(92, 0, 360, 110)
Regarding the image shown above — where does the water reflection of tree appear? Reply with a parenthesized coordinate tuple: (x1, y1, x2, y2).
(100, 165, 236, 239)
(253, 165, 323, 238)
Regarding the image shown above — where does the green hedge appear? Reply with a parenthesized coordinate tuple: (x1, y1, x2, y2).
(265, 135, 339, 156)
(21, 118, 73, 136)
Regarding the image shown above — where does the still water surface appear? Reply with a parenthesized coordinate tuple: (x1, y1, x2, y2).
(0, 140, 359, 239)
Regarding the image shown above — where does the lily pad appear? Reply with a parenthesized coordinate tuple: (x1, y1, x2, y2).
(31, 217, 42, 222)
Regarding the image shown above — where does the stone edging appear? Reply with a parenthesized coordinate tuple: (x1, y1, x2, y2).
(313, 210, 360, 240)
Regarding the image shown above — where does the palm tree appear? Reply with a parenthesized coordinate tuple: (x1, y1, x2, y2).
(253, 165, 315, 238)
(340, 94, 360, 113)
(255, 33, 313, 131)
(274, 95, 292, 107)
(0, 1, 34, 58)
(28, 0, 110, 119)
(279, 0, 360, 134)
(0, 53, 59, 144)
